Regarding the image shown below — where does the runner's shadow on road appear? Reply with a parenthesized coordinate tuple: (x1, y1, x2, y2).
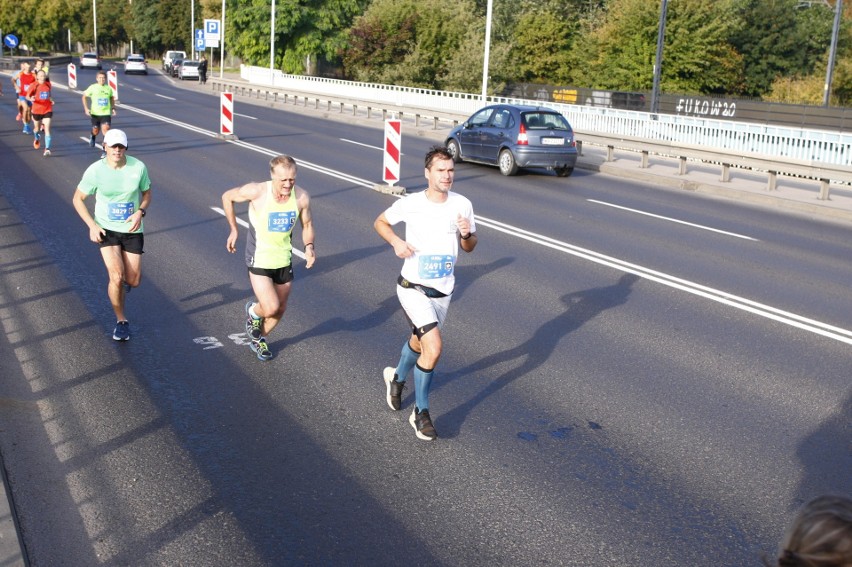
(287, 256, 514, 346)
(435, 272, 640, 438)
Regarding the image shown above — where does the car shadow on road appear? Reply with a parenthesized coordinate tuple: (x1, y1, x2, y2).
(436, 272, 640, 438)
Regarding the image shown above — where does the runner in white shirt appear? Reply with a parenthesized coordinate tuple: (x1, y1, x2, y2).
(374, 146, 478, 441)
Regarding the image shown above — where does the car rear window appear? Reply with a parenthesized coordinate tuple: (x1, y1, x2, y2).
(523, 112, 570, 130)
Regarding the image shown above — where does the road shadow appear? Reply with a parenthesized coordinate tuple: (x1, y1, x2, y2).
(793, 389, 852, 508)
(436, 273, 640, 438)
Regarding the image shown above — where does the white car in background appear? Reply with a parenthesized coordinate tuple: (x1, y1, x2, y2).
(80, 52, 101, 70)
(124, 54, 148, 75)
(178, 60, 200, 80)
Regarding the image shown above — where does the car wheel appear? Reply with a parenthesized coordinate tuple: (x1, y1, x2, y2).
(555, 167, 574, 177)
(499, 149, 518, 176)
(446, 139, 463, 163)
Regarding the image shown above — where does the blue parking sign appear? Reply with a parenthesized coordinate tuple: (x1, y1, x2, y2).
(205, 20, 220, 39)
(195, 37, 205, 52)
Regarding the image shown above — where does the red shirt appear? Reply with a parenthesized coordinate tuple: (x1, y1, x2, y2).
(27, 82, 52, 114)
(18, 72, 35, 97)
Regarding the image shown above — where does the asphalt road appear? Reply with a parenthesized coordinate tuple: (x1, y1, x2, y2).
(0, 67, 850, 566)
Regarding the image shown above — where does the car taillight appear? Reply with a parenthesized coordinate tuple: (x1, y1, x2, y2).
(517, 123, 529, 145)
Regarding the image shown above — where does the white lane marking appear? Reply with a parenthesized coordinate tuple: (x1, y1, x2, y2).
(236, 113, 257, 120)
(209, 207, 306, 262)
(156, 94, 176, 100)
(340, 138, 405, 155)
(114, 101, 852, 346)
(341, 139, 380, 151)
(588, 199, 758, 241)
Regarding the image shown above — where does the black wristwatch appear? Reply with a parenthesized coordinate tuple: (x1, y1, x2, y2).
(139, 208, 146, 217)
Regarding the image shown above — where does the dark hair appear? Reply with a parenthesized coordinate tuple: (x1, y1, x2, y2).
(765, 496, 852, 567)
(424, 146, 453, 169)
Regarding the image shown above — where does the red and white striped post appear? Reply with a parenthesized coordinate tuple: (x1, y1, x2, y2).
(107, 69, 118, 101)
(372, 117, 405, 194)
(218, 92, 236, 140)
(383, 118, 402, 186)
(67, 63, 77, 89)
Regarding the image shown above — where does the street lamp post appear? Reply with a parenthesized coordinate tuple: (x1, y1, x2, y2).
(93, 0, 98, 53)
(650, 0, 668, 115)
(823, 0, 843, 106)
(481, 0, 493, 101)
(270, 0, 276, 74)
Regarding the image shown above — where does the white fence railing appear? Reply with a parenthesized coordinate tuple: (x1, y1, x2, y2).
(241, 65, 852, 167)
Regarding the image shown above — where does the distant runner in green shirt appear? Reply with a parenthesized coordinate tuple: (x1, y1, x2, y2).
(82, 70, 116, 157)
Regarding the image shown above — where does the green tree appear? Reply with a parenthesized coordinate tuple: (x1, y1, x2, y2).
(576, 0, 742, 94)
(341, 0, 481, 89)
(227, 0, 367, 74)
(511, 10, 576, 83)
(730, 0, 834, 96)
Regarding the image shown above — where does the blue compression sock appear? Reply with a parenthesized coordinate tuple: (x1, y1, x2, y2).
(394, 340, 419, 383)
(45, 135, 51, 149)
(413, 364, 433, 411)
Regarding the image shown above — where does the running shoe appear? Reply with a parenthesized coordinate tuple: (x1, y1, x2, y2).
(89, 135, 96, 148)
(33, 135, 40, 149)
(250, 338, 273, 361)
(22, 125, 31, 134)
(383, 367, 404, 411)
(100, 151, 107, 159)
(43, 149, 51, 157)
(409, 407, 437, 441)
(113, 320, 130, 341)
(245, 301, 262, 340)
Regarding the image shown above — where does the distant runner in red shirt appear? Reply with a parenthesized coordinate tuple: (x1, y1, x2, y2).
(27, 70, 53, 156)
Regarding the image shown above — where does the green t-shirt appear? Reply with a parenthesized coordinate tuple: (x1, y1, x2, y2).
(78, 156, 151, 233)
(84, 83, 113, 116)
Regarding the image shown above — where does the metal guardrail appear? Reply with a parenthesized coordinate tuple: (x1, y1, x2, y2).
(211, 69, 850, 199)
(239, 65, 852, 168)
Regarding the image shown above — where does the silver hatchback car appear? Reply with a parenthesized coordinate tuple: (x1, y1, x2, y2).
(446, 104, 578, 177)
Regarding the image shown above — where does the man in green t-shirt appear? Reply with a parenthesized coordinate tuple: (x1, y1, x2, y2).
(81, 70, 116, 157)
(72, 129, 152, 341)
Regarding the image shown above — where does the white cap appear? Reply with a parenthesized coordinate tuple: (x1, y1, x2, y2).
(103, 129, 128, 147)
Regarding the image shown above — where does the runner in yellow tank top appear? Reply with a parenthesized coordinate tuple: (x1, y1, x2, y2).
(221, 155, 316, 361)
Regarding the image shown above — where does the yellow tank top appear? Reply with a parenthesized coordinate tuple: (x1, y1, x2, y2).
(245, 181, 299, 268)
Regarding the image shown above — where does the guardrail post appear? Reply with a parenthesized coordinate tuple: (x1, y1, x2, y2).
(606, 145, 614, 161)
(327, 100, 331, 111)
(721, 163, 731, 182)
(354, 104, 358, 116)
(678, 156, 687, 175)
(415, 114, 420, 127)
(368, 107, 372, 119)
(767, 171, 777, 191)
(434, 116, 439, 129)
(383, 109, 387, 121)
(576, 140, 583, 156)
(641, 151, 649, 169)
(819, 179, 831, 200)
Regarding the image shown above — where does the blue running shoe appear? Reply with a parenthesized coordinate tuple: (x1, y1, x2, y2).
(249, 338, 273, 361)
(113, 320, 130, 341)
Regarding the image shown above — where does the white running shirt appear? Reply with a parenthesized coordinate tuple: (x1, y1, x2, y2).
(383, 190, 476, 295)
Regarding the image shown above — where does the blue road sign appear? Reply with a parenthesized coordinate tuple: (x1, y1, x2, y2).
(4, 34, 19, 49)
(195, 29, 204, 40)
(195, 37, 205, 52)
(205, 20, 219, 37)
